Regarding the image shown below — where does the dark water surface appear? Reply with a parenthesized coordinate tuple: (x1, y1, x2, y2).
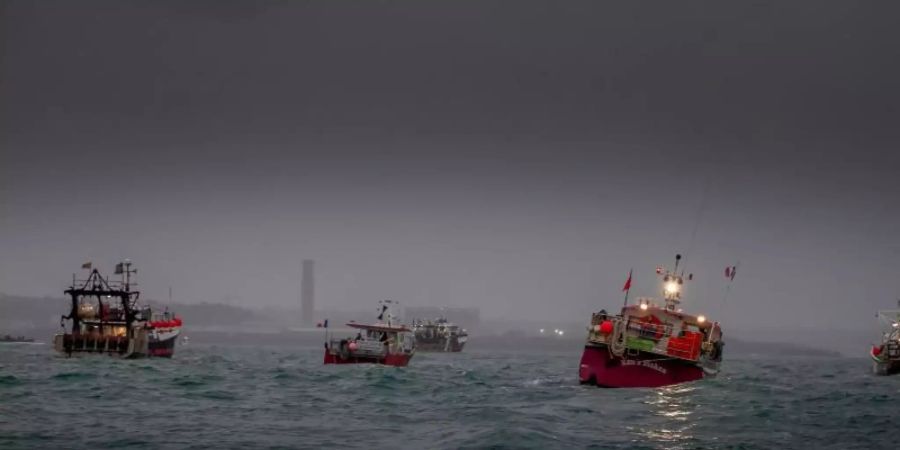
(1, 343, 897, 449)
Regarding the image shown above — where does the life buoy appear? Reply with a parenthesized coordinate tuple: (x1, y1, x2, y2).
(599, 320, 614, 334)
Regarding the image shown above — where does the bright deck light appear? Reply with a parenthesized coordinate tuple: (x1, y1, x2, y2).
(664, 281, 680, 294)
(639, 303, 648, 311)
(697, 315, 706, 324)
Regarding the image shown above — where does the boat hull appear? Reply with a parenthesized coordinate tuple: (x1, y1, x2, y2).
(871, 348, 900, 375)
(323, 349, 412, 367)
(415, 339, 466, 353)
(579, 344, 708, 388)
(147, 329, 179, 358)
(873, 360, 900, 376)
(54, 328, 179, 359)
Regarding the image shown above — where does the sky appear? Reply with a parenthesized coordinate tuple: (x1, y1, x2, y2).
(1, 1, 899, 337)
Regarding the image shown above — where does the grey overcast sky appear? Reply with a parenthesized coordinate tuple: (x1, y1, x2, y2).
(1, 1, 899, 333)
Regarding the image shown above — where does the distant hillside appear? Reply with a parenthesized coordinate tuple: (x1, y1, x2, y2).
(0, 294, 266, 336)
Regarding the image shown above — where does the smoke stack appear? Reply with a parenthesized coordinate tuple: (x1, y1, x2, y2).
(301, 259, 315, 327)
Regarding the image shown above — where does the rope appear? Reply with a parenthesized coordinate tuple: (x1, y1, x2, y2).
(609, 318, 626, 357)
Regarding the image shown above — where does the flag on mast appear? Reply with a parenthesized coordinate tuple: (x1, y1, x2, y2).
(621, 269, 633, 306)
(622, 269, 633, 292)
(81, 261, 92, 269)
(725, 266, 737, 281)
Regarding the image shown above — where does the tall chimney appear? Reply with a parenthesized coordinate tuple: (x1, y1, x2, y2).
(301, 259, 315, 327)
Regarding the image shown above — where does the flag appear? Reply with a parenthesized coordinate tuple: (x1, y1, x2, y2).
(323, 319, 329, 328)
(377, 304, 387, 321)
(725, 266, 736, 281)
(622, 269, 633, 292)
(81, 261, 92, 269)
(114, 262, 124, 274)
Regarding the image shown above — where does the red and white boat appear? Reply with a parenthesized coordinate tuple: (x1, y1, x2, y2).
(579, 255, 724, 388)
(871, 305, 900, 376)
(323, 300, 416, 367)
(146, 311, 182, 357)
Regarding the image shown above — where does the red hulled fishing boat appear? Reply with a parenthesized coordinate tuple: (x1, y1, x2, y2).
(579, 255, 725, 388)
(54, 260, 182, 358)
(323, 300, 416, 367)
(871, 304, 900, 376)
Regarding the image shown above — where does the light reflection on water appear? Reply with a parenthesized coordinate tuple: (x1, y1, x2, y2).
(636, 385, 699, 447)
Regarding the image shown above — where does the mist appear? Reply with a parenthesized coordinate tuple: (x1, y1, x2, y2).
(2, 0, 899, 346)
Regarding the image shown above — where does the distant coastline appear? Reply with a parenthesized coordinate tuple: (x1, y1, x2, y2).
(0, 294, 845, 357)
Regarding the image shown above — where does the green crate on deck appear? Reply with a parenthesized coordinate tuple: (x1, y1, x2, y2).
(625, 336, 655, 352)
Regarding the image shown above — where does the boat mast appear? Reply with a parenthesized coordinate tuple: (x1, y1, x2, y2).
(661, 254, 685, 311)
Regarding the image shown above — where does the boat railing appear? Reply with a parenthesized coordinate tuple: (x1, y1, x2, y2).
(587, 315, 704, 361)
(328, 338, 388, 358)
(354, 340, 388, 357)
(624, 320, 675, 341)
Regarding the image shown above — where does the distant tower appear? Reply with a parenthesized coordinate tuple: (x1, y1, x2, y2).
(301, 259, 315, 327)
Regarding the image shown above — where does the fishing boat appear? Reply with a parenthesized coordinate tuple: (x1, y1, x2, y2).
(871, 304, 900, 376)
(324, 300, 416, 367)
(579, 254, 725, 388)
(411, 317, 467, 352)
(53, 260, 182, 358)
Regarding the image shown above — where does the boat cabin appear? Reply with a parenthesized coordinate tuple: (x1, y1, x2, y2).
(588, 301, 722, 363)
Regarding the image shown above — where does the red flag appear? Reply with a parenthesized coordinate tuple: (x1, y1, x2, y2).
(622, 269, 633, 292)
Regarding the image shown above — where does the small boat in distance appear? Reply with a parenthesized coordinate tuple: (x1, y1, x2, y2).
(871, 303, 900, 376)
(579, 254, 725, 388)
(0, 335, 35, 343)
(411, 317, 468, 352)
(324, 300, 416, 367)
(54, 260, 182, 358)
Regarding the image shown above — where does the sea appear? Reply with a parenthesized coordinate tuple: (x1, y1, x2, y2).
(1, 343, 897, 449)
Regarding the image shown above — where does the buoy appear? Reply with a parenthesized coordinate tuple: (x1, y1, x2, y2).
(348, 341, 359, 351)
(600, 320, 614, 334)
(872, 345, 882, 356)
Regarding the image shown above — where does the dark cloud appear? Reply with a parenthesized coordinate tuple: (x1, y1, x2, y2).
(1, 1, 898, 342)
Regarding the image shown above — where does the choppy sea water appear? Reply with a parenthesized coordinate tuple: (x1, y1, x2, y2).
(1, 343, 898, 449)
